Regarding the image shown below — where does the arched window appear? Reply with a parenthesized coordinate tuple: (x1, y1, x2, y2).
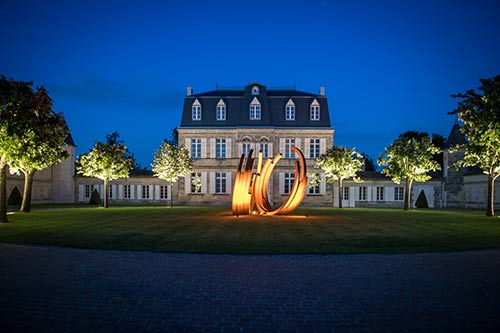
(251, 86, 260, 95)
(310, 99, 320, 121)
(285, 99, 295, 121)
(250, 97, 261, 120)
(192, 99, 202, 120)
(242, 137, 252, 156)
(216, 99, 226, 121)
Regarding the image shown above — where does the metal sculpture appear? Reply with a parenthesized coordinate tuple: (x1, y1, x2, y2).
(232, 146, 307, 216)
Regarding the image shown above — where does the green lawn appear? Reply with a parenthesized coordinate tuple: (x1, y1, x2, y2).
(0, 206, 499, 254)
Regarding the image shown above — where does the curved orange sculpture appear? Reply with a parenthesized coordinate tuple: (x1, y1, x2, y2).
(232, 146, 307, 216)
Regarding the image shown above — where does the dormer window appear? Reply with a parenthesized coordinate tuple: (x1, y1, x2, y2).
(192, 99, 201, 120)
(250, 97, 261, 120)
(310, 99, 320, 121)
(285, 99, 295, 121)
(216, 99, 226, 121)
(251, 86, 260, 95)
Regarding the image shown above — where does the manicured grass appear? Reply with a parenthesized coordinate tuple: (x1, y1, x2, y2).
(0, 206, 499, 254)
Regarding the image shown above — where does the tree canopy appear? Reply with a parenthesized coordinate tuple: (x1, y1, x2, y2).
(151, 140, 192, 207)
(378, 131, 441, 210)
(76, 132, 134, 208)
(315, 146, 363, 208)
(450, 74, 500, 216)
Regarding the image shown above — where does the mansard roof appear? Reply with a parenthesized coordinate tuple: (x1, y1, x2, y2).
(180, 82, 331, 128)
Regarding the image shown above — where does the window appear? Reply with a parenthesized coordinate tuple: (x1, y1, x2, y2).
(191, 172, 202, 193)
(192, 99, 201, 120)
(259, 143, 269, 158)
(216, 99, 226, 121)
(310, 99, 320, 120)
(141, 185, 150, 199)
(309, 139, 320, 159)
(285, 99, 295, 120)
(342, 187, 349, 200)
(160, 185, 168, 199)
(123, 185, 131, 199)
(85, 185, 91, 198)
(108, 185, 113, 199)
(308, 173, 321, 194)
(191, 139, 201, 158)
(394, 187, 404, 201)
(285, 139, 296, 158)
(376, 186, 384, 201)
(242, 138, 252, 156)
(359, 186, 367, 201)
(251, 86, 259, 95)
(215, 172, 227, 194)
(216, 139, 226, 158)
(284, 172, 295, 194)
(250, 97, 261, 120)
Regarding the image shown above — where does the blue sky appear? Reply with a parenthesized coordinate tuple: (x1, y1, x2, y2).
(1, 0, 499, 167)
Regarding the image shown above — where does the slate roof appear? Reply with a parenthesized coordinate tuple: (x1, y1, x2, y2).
(64, 132, 76, 146)
(445, 119, 467, 148)
(180, 82, 331, 128)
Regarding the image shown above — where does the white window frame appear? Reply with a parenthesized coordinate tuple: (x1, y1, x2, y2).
(192, 99, 201, 120)
(376, 186, 385, 201)
(251, 86, 259, 95)
(310, 99, 320, 121)
(284, 172, 295, 195)
(191, 138, 202, 158)
(285, 139, 296, 159)
(308, 173, 321, 195)
(216, 139, 226, 158)
(216, 99, 226, 121)
(285, 99, 295, 121)
(242, 138, 252, 156)
(191, 172, 202, 194)
(215, 172, 227, 194)
(123, 185, 131, 199)
(85, 185, 91, 199)
(142, 185, 150, 199)
(250, 97, 261, 120)
(309, 139, 320, 159)
(342, 186, 349, 200)
(394, 187, 404, 201)
(259, 142, 269, 158)
(359, 186, 367, 201)
(160, 185, 168, 199)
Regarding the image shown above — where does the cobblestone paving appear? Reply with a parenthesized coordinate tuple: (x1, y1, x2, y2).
(1, 243, 499, 332)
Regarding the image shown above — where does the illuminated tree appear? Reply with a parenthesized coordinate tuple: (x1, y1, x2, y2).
(151, 140, 192, 207)
(378, 131, 441, 210)
(8, 87, 69, 213)
(450, 75, 500, 216)
(315, 146, 363, 208)
(76, 132, 134, 208)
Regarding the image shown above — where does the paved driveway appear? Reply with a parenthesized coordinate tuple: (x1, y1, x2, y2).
(1, 244, 499, 332)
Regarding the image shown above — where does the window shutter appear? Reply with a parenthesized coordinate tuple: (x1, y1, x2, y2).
(137, 185, 142, 200)
(209, 172, 216, 194)
(268, 143, 273, 157)
(238, 143, 242, 157)
(185, 138, 191, 155)
(149, 185, 153, 199)
(155, 185, 160, 200)
(320, 138, 326, 154)
(320, 174, 326, 194)
(167, 184, 171, 200)
(210, 138, 216, 158)
(185, 174, 191, 194)
(304, 138, 310, 158)
(130, 184, 135, 199)
(226, 138, 232, 158)
(279, 172, 285, 195)
(99, 184, 104, 199)
(226, 172, 232, 194)
(279, 138, 285, 155)
(295, 138, 301, 151)
(201, 138, 207, 158)
(201, 172, 207, 194)
(78, 185, 84, 202)
(118, 185, 123, 200)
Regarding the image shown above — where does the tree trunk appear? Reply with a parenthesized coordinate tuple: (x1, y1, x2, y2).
(486, 174, 494, 217)
(0, 160, 8, 223)
(20, 170, 36, 213)
(338, 179, 343, 209)
(169, 181, 173, 208)
(104, 178, 109, 208)
(404, 178, 413, 211)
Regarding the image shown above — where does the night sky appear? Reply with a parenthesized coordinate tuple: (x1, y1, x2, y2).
(1, 0, 500, 168)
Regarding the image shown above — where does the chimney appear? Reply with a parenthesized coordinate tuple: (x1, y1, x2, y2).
(319, 87, 325, 96)
(187, 87, 193, 96)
